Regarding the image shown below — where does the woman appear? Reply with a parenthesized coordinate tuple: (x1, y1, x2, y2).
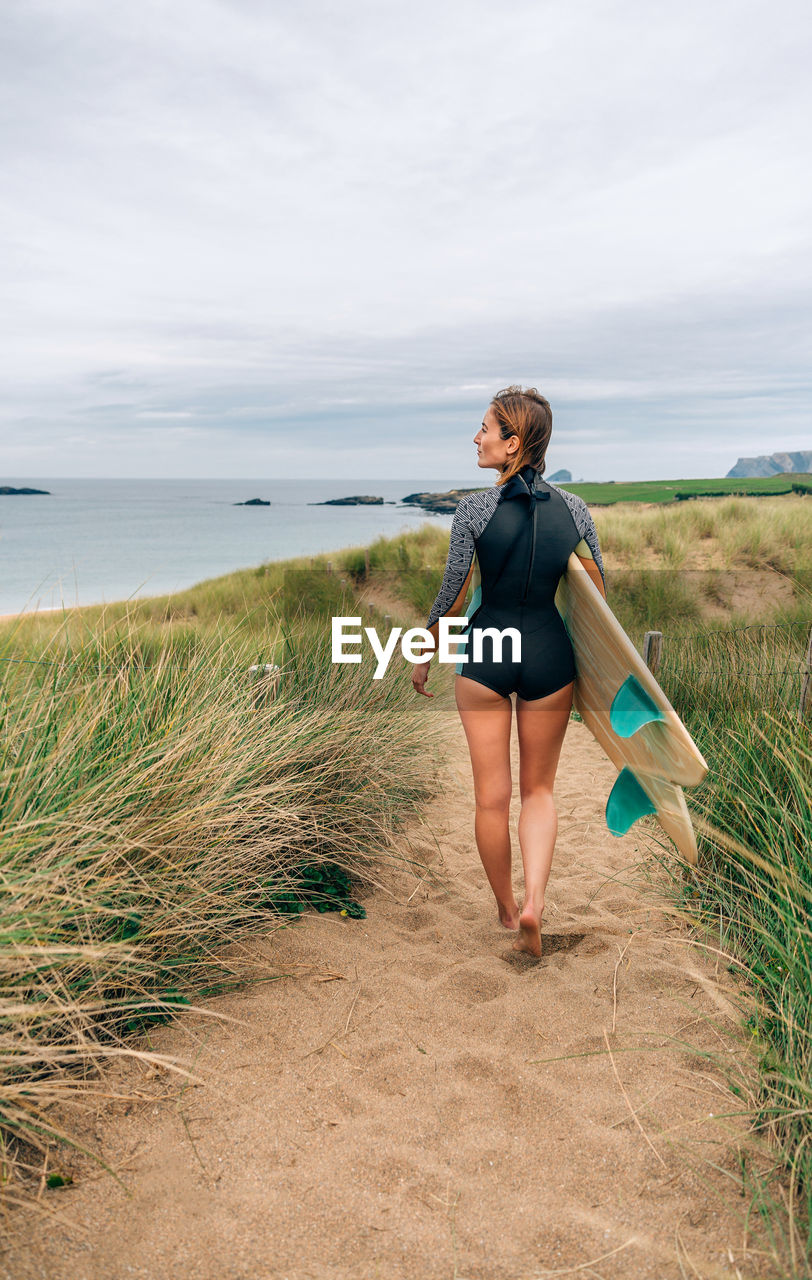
(412, 386, 606, 957)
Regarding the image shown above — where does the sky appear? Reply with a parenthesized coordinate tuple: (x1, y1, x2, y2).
(1, 0, 810, 482)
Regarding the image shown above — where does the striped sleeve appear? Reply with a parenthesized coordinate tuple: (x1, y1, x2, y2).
(575, 499, 605, 587)
(425, 497, 476, 630)
(548, 482, 606, 589)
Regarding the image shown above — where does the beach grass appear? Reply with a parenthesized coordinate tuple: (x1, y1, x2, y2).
(648, 688, 812, 1271)
(582, 492, 812, 1271)
(0, 595, 439, 1201)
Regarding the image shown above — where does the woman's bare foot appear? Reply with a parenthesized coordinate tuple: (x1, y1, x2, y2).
(512, 904, 543, 956)
(498, 900, 520, 930)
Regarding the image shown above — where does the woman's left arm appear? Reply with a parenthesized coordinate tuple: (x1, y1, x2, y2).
(577, 504, 606, 592)
(574, 539, 607, 600)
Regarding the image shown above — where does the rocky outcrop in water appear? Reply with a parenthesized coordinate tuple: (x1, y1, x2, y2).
(312, 495, 385, 506)
(234, 498, 271, 506)
(401, 488, 485, 513)
(0, 486, 50, 495)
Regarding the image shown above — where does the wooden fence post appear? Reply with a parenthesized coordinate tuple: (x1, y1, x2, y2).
(249, 663, 281, 708)
(643, 630, 662, 676)
(799, 626, 812, 721)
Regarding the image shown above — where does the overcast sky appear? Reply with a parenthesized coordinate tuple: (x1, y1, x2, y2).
(2, 0, 810, 481)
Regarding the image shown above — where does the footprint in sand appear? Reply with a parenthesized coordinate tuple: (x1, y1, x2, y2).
(500, 930, 607, 970)
(397, 907, 437, 932)
(449, 1052, 501, 1082)
(437, 967, 509, 1005)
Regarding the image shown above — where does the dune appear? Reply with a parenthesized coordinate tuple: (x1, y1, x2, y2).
(2, 711, 771, 1279)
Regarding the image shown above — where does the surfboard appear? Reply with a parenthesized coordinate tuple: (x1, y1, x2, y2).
(554, 553, 708, 864)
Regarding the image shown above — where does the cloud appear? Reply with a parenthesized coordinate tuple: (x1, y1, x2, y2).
(1, 0, 810, 478)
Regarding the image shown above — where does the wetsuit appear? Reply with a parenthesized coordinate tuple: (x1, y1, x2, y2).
(425, 465, 606, 701)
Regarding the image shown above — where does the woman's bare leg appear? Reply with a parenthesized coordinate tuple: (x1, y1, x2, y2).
(454, 675, 518, 928)
(513, 680, 574, 955)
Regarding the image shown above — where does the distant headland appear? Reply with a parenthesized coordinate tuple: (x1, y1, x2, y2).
(727, 450, 812, 478)
(0, 486, 49, 495)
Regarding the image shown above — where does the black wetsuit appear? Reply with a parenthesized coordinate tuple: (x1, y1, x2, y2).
(425, 465, 606, 701)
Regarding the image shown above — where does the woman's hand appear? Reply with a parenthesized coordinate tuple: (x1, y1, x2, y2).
(412, 659, 434, 697)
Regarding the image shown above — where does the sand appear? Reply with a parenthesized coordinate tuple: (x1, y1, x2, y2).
(1, 710, 774, 1280)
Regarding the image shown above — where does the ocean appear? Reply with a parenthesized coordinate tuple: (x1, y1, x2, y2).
(0, 477, 460, 616)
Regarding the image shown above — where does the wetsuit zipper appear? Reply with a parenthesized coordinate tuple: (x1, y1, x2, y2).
(521, 494, 538, 603)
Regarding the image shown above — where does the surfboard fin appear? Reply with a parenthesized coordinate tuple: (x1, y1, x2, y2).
(610, 674, 666, 738)
(606, 767, 657, 835)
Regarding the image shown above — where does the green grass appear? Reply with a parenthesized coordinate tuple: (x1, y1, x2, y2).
(558, 473, 812, 505)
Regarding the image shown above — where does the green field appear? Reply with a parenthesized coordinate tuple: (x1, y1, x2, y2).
(556, 472, 812, 505)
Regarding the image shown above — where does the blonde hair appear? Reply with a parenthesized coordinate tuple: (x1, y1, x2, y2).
(489, 385, 553, 486)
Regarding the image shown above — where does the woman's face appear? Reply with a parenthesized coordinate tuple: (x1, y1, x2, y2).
(474, 405, 519, 471)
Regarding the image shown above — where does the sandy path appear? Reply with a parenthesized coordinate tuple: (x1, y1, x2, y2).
(3, 709, 770, 1280)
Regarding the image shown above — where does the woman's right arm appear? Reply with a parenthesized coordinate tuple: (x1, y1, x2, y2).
(412, 500, 476, 694)
(424, 499, 477, 632)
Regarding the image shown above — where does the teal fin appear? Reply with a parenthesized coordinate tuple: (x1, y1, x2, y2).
(454, 585, 481, 675)
(610, 674, 666, 738)
(606, 767, 657, 836)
